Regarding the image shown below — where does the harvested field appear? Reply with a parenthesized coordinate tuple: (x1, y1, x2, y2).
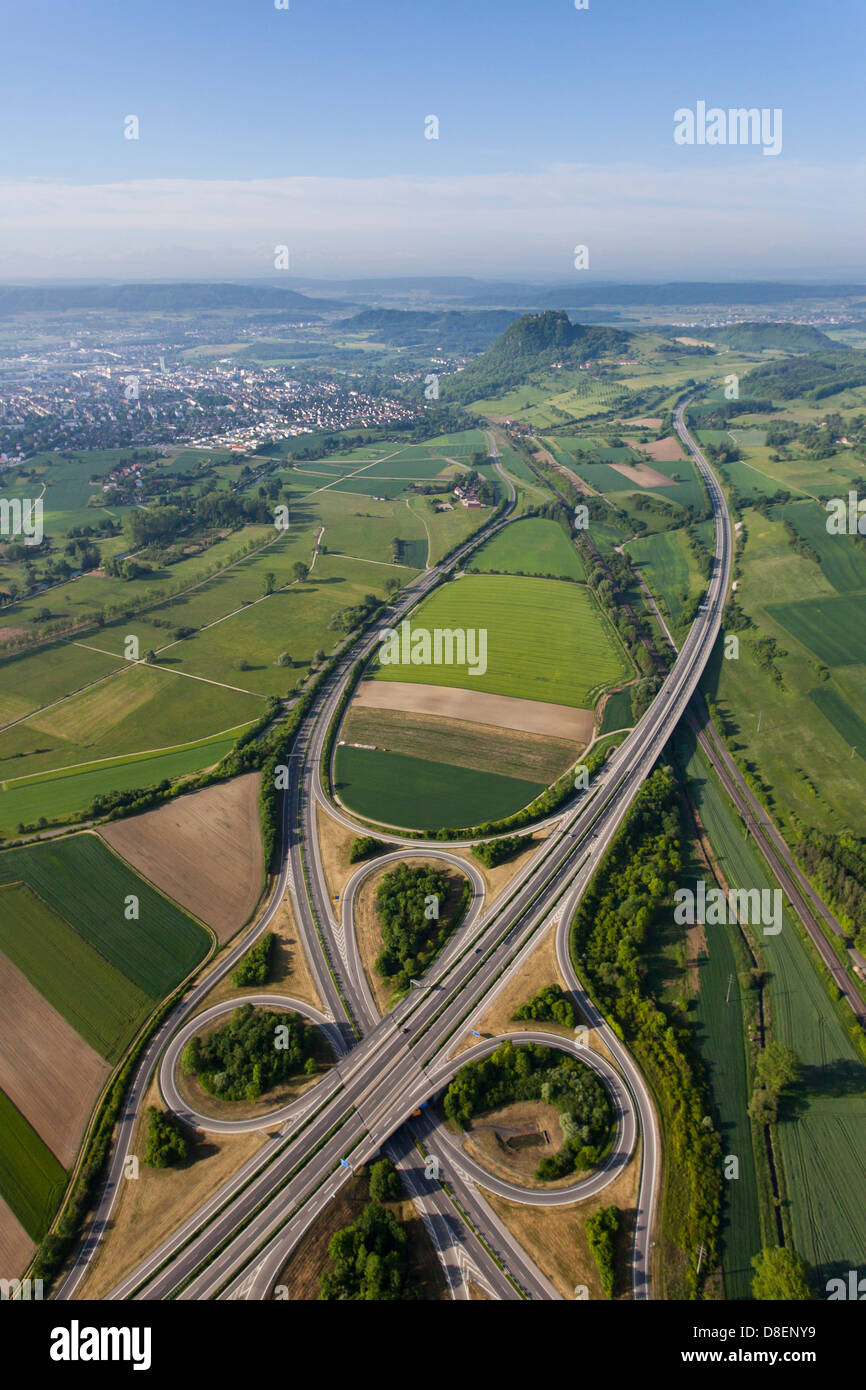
(100, 772, 263, 942)
(610, 460, 677, 488)
(0, 952, 110, 1168)
(341, 706, 580, 785)
(352, 679, 593, 743)
(629, 436, 686, 463)
(622, 417, 662, 428)
(0, 1197, 34, 1279)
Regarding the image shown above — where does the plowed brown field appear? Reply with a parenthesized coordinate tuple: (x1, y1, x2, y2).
(100, 773, 263, 941)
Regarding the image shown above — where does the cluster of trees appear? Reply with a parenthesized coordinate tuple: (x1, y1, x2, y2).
(472, 834, 530, 868)
(571, 765, 723, 1295)
(513, 983, 576, 1028)
(749, 1042, 800, 1126)
(319, 1201, 418, 1301)
(781, 519, 819, 566)
(349, 835, 382, 864)
(231, 932, 274, 988)
(751, 1246, 812, 1300)
(443, 1040, 613, 1180)
(368, 1157, 403, 1203)
(329, 592, 383, 635)
(750, 631, 787, 685)
(102, 554, 152, 582)
(143, 1106, 188, 1168)
(374, 863, 464, 991)
(180, 1003, 316, 1102)
(799, 830, 866, 952)
(745, 349, 866, 403)
(586, 1205, 620, 1299)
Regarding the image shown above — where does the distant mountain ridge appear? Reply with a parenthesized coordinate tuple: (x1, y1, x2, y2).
(339, 307, 523, 351)
(0, 283, 347, 315)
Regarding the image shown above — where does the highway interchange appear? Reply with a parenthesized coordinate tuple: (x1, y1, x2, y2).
(57, 398, 733, 1304)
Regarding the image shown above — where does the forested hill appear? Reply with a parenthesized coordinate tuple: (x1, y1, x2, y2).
(442, 310, 633, 402)
(744, 348, 866, 401)
(697, 322, 837, 352)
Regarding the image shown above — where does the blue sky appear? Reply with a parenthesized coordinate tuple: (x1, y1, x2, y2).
(2, 0, 864, 279)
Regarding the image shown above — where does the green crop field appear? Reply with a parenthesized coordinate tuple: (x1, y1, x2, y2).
(0, 726, 243, 838)
(676, 739, 767, 1296)
(686, 747, 866, 1287)
(469, 518, 585, 581)
(806, 686, 866, 760)
(0, 834, 210, 999)
(0, 883, 151, 1060)
(599, 686, 633, 734)
(765, 594, 866, 667)
(334, 745, 543, 830)
(0, 643, 121, 727)
(166, 554, 390, 696)
(0, 661, 262, 784)
(373, 574, 628, 708)
(629, 529, 705, 628)
(776, 500, 866, 593)
(315, 489, 427, 566)
(0, 1089, 66, 1240)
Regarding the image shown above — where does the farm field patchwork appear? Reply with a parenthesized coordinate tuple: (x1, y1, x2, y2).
(340, 706, 580, 785)
(0, 949, 110, 1168)
(628, 528, 705, 629)
(0, 728, 244, 836)
(0, 883, 151, 1060)
(688, 750, 866, 1287)
(0, 834, 211, 999)
(775, 500, 866, 593)
(764, 594, 866, 667)
(100, 772, 264, 942)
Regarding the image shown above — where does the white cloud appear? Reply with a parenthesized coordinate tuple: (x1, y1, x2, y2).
(1, 162, 864, 279)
